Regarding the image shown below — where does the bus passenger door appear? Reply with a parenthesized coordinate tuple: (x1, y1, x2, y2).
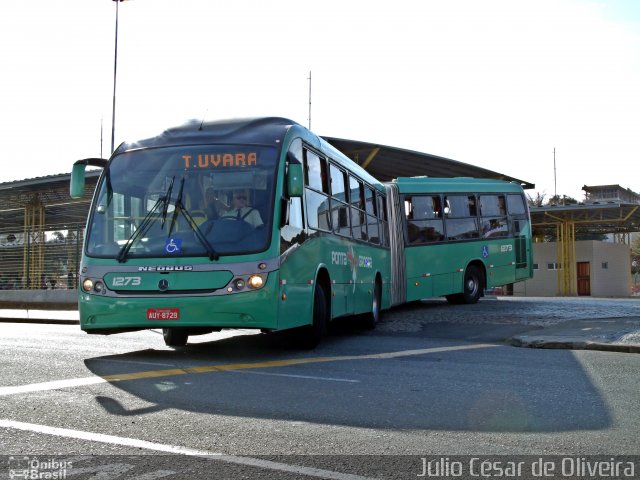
(278, 196, 314, 330)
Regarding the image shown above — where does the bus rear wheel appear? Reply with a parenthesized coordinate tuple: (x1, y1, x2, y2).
(446, 265, 483, 305)
(163, 327, 189, 347)
(461, 265, 482, 304)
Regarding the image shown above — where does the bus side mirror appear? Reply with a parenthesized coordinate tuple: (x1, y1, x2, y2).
(70, 158, 108, 198)
(70, 162, 87, 199)
(287, 163, 303, 198)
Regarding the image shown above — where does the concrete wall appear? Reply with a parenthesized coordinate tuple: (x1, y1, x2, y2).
(0, 290, 77, 309)
(590, 241, 631, 296)
(514, 240, 631, 297)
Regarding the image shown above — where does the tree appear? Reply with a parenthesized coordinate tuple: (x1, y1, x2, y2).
(547, 194, 578, 206)
(526, 192, 546, 207)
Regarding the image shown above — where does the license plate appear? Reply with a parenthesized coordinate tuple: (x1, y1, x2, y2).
(146, 308, 180, 321)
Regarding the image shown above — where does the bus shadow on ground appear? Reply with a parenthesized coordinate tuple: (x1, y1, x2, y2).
(83, 323, 612, 433)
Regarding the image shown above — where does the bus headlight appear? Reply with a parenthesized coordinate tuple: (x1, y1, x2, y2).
(82, 279, 94, 292)
(247, 275, 264, 289)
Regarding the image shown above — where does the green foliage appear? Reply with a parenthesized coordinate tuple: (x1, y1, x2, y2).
(547, 194, 578, 206)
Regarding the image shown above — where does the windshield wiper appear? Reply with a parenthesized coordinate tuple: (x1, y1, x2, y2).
(116, 179, 174, 263)
(160, 176, 175, 228)
(116, 196, 164, 263)
(167, 177, 219, 261)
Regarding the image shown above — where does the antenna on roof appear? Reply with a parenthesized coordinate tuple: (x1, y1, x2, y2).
(100, 116, 104, 159)
(307, 71, 312, 130)
(199, 109, 208, 131)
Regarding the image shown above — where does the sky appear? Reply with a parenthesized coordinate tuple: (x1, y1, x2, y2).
(1, 0, 639, 201)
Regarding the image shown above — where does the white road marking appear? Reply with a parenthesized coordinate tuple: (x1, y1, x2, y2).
(0, 420, 377, 480)
(233, 370, 360, 383)
(0, 376, 107, 396)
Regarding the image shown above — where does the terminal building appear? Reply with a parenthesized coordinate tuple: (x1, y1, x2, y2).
(519, 184, 640, 297)
(0, 137, 637, 307)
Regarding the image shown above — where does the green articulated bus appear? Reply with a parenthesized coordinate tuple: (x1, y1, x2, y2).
(384, 177, 533, 307)
(70, 117, 390, 347)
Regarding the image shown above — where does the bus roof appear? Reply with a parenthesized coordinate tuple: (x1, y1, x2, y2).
(115, 117, 298, 153)
(391, 176, 525, 194)
(115, 116, 385, 192)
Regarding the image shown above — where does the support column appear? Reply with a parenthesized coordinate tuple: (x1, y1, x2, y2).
(23, 196, 45, 289)
(556, 220, 576, 296)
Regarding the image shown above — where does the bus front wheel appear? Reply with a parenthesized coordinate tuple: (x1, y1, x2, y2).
(363, 279, 382, 329)
(301, 283, 328, 348)
(163, 328, 189, 347)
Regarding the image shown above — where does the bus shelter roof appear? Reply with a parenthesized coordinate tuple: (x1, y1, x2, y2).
(323, 137, 535, 189)
(0, 171, 100, 229)
(530, 203, 640, 236)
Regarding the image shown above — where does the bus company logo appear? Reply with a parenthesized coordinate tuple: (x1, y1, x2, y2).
(358, 256, 373, 268)
(8, 456, 72, 479)
(332, 249, 359, 269)
(138, 265, 194, 272)
(331, 251, 349, 266)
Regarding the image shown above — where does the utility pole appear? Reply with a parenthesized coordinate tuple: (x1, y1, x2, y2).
(307, 71, 312, 130)
(553, 147, 557, 202)
(111, 0, 128, 154)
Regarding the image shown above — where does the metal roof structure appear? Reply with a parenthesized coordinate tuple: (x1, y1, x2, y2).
(0, 171, 100, 230)
(530, 201, 640, 296)
(531, 203, 640, 236)
(323, 137, 535, 189)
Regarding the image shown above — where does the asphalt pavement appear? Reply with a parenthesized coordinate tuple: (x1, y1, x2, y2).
(1, 296, 639, 353)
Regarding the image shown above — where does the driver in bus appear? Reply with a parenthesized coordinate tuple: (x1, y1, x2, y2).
(219, 189, 264, 228)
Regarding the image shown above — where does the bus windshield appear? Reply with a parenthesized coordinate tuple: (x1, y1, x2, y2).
(86, 145, 278, 259)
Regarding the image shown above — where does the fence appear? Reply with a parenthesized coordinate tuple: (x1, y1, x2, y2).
(0, 223, 84, 291)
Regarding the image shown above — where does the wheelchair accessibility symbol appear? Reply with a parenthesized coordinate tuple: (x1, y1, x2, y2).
(165, 238, 182, 254)
(481, 245, 489, 258)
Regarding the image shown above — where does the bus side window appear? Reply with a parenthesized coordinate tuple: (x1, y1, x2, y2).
(479, 194, 508, 238)
(404, 199, 413, 219)
(349, 176, 367, 240)
(366, 186, 379, 244)
(404, 195, 445, 244)
(378, 195, 387, 222)
(507, 194, 526, 215)
(304, 150, 329, 194)
(468, 195, 478, 216)
(329, 163, 350, 237)
(304, 149, 331, 231)
(374, 192, 387, 246)
(507, 194, 528, 235)
(288, 197, 303, 229)
(444, 195, 480, 241)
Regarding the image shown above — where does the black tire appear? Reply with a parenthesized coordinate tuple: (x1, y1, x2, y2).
(461, 265, 483, 304)
(363, 279, 382, 329)
(445, 293, 463, 305)
(163, 327, 189, 347)
(301, 283, 328, 349)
